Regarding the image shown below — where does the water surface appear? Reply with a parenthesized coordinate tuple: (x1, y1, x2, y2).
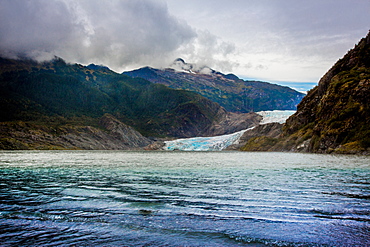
(0, 151, 369, 246)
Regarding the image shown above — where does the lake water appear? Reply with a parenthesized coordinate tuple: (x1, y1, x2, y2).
(0, 151, 369, 246)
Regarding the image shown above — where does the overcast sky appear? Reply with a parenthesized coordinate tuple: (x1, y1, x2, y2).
(0, 0, 369, 85)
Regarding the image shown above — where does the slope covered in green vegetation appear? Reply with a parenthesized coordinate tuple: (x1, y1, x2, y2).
(240, 31, 370, 154)
(0, 56, 260, 149)
(124, 61, 304, 113)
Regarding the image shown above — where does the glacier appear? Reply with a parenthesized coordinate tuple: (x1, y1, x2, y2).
(163, 110, 295, 151)
(164, 128, 253, 151)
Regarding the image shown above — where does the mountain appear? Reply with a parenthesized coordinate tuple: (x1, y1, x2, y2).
(240, 31, 370, 154)
(0, 57, 260, 149)
(124, 59, 304, 113)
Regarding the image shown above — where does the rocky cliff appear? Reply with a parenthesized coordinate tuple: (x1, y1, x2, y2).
(230, 122, 282, 151)
(0, 114, 153, 150)
(240, 31, 370, 154)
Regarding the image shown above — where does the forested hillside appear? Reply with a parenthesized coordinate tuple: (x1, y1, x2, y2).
(124, 59, 304, 113)
(0, 57, 260, 149)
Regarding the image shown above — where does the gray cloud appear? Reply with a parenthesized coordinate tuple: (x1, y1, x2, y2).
(166, 0, 369, 82)
(2, 0, 368, 82)
(0, 0, 75, 59)
(0, 0, 197, 71)
(176, 30, 238, 72)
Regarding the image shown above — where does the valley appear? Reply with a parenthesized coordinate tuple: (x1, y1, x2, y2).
(0, 32, 369, 154)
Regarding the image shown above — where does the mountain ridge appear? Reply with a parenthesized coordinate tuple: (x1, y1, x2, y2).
(124, 60, 304, 113)
(0, 56, 260, 149)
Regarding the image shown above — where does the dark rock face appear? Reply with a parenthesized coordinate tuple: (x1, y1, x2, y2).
(163, 97, 261, 138)
(139, 95, 261, 138)
(205, 111, 262, 137)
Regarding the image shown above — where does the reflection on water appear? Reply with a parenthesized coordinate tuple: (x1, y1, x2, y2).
(0, 151, 369, 246)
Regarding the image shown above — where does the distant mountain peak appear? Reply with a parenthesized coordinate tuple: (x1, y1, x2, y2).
(170, 58, 192, 72)
(169, 58, 214, 75)
(174, 58, 186, 64)
(124, 61, 304, 113)
(87, 63, 111, 72)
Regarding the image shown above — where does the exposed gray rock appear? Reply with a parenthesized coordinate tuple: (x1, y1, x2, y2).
(98, 114, 152, 148)
(59, 115, 153, 150)
(0, 115, 153, 150)
(205, 111, 262, 136)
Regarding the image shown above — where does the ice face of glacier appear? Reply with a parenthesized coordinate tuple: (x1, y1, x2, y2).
(164, 128, 253, 151)
(163, 110, 295, 151)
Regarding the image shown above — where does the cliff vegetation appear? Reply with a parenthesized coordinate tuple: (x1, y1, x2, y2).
(0, 57, 259, 149)
(240, 31, 370, 154)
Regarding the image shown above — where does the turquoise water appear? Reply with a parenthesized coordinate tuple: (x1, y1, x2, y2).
(0, 151, 369, 246)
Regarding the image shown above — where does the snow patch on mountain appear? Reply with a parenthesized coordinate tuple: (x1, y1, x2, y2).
(169, 58, 214, 75)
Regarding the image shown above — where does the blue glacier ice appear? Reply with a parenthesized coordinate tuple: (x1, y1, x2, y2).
(163, 110, 295, 151)
(164, 128, 253, 151)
